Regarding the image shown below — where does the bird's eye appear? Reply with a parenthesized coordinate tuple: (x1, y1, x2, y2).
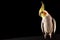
(41, 12, 43, 13)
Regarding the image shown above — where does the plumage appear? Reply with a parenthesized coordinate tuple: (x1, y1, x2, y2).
(39, 2, 56, 39)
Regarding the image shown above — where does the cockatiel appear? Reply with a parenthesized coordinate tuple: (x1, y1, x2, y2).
(39, 2, 56, 39)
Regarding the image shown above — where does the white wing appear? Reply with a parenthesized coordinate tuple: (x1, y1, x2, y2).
(53, 18, 56, 33)
(41, 20, 44, 32)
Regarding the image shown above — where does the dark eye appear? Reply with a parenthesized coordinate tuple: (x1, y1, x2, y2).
(41, 12, 43, 13)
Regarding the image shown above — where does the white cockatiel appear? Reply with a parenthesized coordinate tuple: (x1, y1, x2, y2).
(39, 2, 56, 39)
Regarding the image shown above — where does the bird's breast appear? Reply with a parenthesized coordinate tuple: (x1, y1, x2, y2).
(43, 16, 53, 33)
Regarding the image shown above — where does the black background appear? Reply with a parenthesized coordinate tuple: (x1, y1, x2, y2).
(0, 0, 60, 39)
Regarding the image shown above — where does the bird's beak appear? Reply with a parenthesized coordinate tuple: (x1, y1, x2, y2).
(39, 2, 45, 16)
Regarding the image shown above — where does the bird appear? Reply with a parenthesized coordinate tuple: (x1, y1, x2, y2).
(39, 2, 56, 39)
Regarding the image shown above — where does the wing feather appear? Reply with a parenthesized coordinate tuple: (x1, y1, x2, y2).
(41, 20, 44, 32)
(53, 18, 56, 33)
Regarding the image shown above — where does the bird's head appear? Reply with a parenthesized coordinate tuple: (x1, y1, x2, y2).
(39, 2, 48, 18)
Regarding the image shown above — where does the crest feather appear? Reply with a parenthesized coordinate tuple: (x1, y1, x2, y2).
(39, 2, 45, 13)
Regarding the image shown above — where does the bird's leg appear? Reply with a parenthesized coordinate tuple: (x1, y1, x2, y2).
(44, 33, 47, 39)
(49, 33, 52, 39)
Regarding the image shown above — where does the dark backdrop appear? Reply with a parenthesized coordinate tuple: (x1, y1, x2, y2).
(0, 0, 60, 39)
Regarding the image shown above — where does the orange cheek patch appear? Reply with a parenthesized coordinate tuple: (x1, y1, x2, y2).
(43, 12, 46, 16)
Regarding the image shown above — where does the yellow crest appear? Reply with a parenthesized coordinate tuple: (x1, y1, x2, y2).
(39, 2, 45, 13)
